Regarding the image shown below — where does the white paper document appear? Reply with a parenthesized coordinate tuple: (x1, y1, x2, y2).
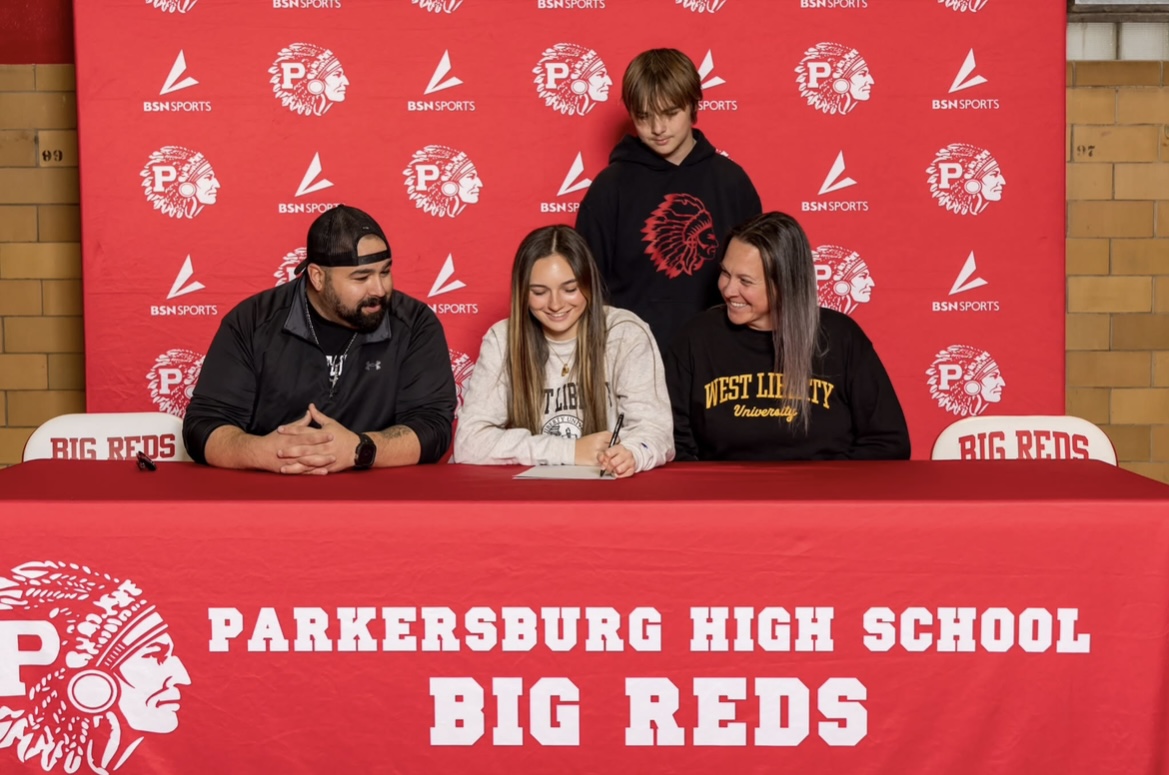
(513, 465, 614, 480)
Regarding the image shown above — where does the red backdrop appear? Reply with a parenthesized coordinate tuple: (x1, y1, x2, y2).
(74, 0, 1066, 457)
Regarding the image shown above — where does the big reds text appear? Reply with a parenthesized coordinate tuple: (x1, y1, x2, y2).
(957, 430, 1091, 460)
(49, 434, 178, 460)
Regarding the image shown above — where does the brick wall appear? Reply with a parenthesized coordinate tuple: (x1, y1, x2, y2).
(0, 64, 83, 464)
(1067, 61, 1169, 483)
(0, 62, 1166, 480)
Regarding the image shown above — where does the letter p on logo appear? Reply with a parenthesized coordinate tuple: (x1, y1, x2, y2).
(152, 165, 178, 192)
(158, 367, 183, 395)
(281, 62, 307, 89)
(938, 162, 963, 190)
(0, 621, 60, 696)
(937, 364, 962, 391)
(814, 264, 830, 282)
(544, 62, 569, 89)
(414, 164, 440, 191)
(806, 62, 831, 89)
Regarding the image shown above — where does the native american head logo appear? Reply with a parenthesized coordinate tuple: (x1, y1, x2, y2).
(147, 0, 198, 13)
(274, 248, 306, 287)
(677, 0, 727, 12)
(939, 0, 990, 11)
(927, 143, 1006, 216)
(642, 194, 718, 279)
(814, 245, 875, 316)
(449, 349, 475, 411)
(413, 0, 463, 11)
(927, 344, 1006, 417)
(147, 349, 204, 418)
(403, 145, 483, 218)
(269, 43, 349, 117)
(141, 146, 219, 220)
(0, 561, 190, 775)
(796, 42, 875, 116)
(533, 43, 612, 117)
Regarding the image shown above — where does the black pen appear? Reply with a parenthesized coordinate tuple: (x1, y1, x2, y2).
(601, 413, 625, 477)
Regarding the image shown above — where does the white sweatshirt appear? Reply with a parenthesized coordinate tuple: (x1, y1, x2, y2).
(452, 306, 675, 472)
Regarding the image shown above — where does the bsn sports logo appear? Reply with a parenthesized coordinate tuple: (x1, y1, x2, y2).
(428, 255, 478, 315)
(939, 0, 990, 12)
(927, 143, 1005, 215)
(677, 0, 727, 12)
(814, 245, 874, 316)
(541, 152, 591, 213)
(933, 49, 999, 110)
(533, 43, 611, 116)
(800, 0, 869, 9)
(275, 249, 306, 287)
(803, 151, 869, 213)
(141, 146, 219, 219)
(414, 0, 463, 10)
(145, 50, 211, 112)
(279, 154, 341, 214)
(796, 43, 874, 115)
(932, 251, 999, 313)
(643, 194, 717, 279)
(148, 0, 198, 12)
(537, 0, 606, 8)
(409, 50, 475, 111)
(927, 345, 1006, 417)
(403, 145, 483, 218)
(147, 349, 205, 417)
(269, 43, 349, 117)
(697, 51, 737, 111)
(449, 350, 475, 410)
(152, 255, 217, 317)
(0, 560, 190, 774)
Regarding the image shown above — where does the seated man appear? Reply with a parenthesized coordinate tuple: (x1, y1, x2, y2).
(183, 205, 456, 473)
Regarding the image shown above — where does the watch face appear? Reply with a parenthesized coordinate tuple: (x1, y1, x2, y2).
(355, 435, 376, 468)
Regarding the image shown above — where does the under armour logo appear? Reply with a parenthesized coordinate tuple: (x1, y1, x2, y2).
(365, 360, 381, 371)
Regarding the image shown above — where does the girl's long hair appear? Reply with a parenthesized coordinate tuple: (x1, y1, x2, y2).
(727, 212, 821, 432)
(506, 225, 609, 435)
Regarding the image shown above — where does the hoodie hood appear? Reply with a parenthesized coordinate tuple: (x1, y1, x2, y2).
(609, 128, 717, 170)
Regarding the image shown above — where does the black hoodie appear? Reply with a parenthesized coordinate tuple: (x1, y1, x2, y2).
(575, 129, 761, 350)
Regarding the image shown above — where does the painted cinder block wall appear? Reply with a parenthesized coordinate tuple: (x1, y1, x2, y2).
(0, 60, 1167, 480)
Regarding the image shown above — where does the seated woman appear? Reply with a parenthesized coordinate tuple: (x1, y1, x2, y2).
(665, 211, 910, 461)
(453, 225, 674, 477)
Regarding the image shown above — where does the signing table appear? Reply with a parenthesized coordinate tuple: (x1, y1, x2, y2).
(0, 460, 1167, 775)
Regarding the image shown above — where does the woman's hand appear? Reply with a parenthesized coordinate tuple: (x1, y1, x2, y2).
(599, 443, 635, 478)
(574, 432, 611, 466)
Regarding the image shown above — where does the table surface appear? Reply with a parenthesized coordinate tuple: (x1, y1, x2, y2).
(3, 458, 1167, 503)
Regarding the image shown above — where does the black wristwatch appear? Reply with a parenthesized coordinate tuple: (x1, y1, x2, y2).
(354, 433, 377, 470)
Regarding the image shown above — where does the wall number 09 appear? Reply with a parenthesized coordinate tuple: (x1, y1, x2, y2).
(42, 149, 64, 163)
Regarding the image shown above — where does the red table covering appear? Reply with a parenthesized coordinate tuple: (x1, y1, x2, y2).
(1, 460, 1167, 774)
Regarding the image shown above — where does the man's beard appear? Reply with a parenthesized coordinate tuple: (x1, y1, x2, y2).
(324, 283, 390, 333)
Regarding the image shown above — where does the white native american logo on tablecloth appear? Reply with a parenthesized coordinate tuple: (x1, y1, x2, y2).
(795, 43, 875, 116)
(413, 0, 463, 11)
(269, 43, 349, 117)
(0, 561, 190, 775)
(141, 147, 219, 220)
(533, 44, 612, 117)
(403, 145, 483, 218)
(927, 344, 1006, 417)
(147, 0, 198, 13)
(814, 245, 875, 316)
(927, 143, 1006, 216)
(677, 0, 727, 12)
(147, 349, 205, 418)
(939, 0, 990, 12)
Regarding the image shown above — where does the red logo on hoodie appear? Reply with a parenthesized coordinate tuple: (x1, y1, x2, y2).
(642, 194, 717, 279)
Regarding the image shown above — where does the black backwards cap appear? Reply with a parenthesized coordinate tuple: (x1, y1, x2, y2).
(299, 204, 391, 273)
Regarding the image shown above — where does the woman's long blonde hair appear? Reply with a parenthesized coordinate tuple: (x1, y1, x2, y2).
(506, 225, 609, 435)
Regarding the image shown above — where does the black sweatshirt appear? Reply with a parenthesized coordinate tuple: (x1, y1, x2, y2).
(665, 307, 910, 461)
(183, 277, 456, 465)
(575, 129, 761, 351)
